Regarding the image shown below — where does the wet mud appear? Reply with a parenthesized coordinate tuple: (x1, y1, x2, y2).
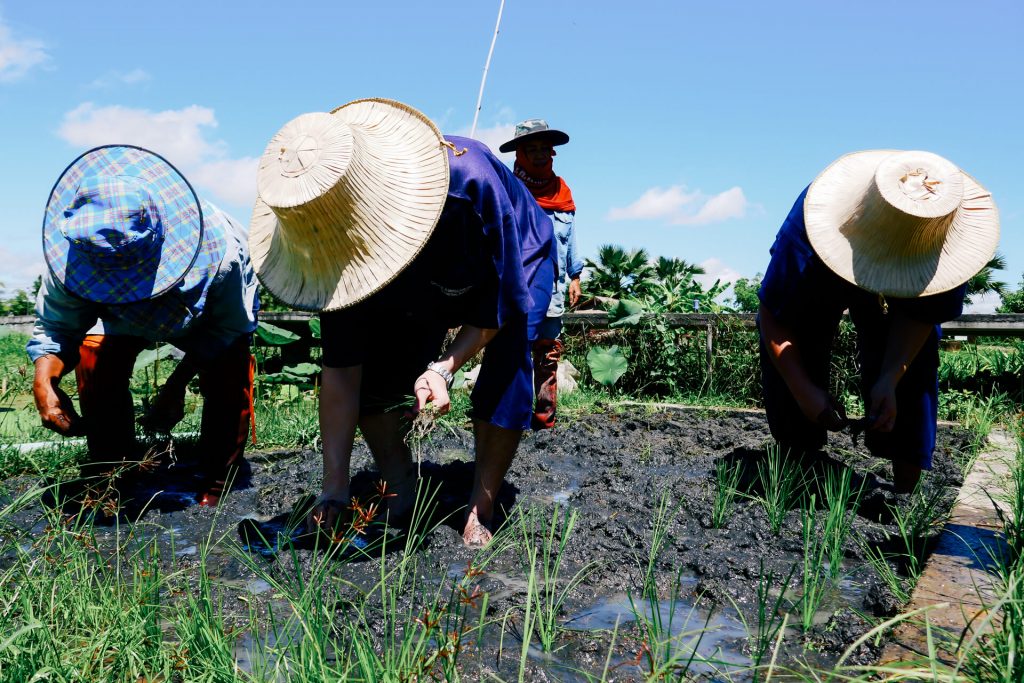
(1, 406, 971, 681)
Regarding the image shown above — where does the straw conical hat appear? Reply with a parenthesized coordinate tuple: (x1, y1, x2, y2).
(804, 150, 999, 298)
(249, 98, 449, 310)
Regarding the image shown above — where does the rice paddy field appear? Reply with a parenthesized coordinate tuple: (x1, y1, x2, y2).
(0, 327, 1021, 682)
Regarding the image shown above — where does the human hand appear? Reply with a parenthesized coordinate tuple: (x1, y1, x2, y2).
(139, 384, 186, 433)
(867, 377, 898, 433)
(568, 278, 582, 307)
(413, 369, 451, 415)
(818, 394, 849, 432)
(34, 383, 84, 436)
(796, 385, 847, 431)
(306, 495, 350, 535)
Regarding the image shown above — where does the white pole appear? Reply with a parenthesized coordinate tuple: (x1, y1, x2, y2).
(470, 0, 506, 139)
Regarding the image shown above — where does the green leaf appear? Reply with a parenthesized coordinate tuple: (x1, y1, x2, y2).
(259, 371, 312, 387)
(256, 321, 300, 346)
(282, 363, 319, 377)
(308, 317, 321, 339)
(608, 299, 649, 328)
(133, 344, 178, 371)
(586, 345, 628, 387)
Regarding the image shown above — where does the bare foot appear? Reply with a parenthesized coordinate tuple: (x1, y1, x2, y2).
(462, 512, 493, 548)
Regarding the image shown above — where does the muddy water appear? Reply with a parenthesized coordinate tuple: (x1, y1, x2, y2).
(1, 407, 970, 681)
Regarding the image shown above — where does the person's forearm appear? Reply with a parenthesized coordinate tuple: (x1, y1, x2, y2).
(164, 353, 200, 390)
(431, 325, 500, 376)
(33, 353, 67, 398)
(319, 365, 362, 498)
(759, 304, 818, 401)
(878, 314, 933, 388)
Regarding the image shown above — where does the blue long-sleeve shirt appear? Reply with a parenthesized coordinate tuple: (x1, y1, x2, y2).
(545, 209, 583, 318)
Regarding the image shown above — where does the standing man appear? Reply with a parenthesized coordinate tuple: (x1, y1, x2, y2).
(500, 120, 583, 429)
(249, 99, 555, 546)
(28, 145, 259, 506)
(758, 150, 999, 492)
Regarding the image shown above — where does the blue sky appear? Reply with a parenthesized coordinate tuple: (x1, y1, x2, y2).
(1, 0, 1021, 310)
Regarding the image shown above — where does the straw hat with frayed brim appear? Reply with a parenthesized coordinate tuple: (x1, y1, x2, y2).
(804, 149, 999, 298)
(248, 98, 450, 311)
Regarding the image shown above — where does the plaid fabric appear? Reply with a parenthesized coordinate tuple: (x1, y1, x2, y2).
(43, 145, 211, 305)
(102, 200, 228, 338)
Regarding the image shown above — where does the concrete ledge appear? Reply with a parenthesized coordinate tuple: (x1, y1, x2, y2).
(879, 430, 1014, 664)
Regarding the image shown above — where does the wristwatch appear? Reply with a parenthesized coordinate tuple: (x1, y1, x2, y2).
(426, 361, 454, 388)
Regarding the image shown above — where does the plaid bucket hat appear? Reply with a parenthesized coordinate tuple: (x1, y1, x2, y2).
(43, 146, 226, 320)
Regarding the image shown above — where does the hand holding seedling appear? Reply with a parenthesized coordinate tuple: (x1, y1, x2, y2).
(413, 368, 451, 415)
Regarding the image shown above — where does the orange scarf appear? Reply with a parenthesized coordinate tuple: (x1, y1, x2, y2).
(514, 151, 576, 212)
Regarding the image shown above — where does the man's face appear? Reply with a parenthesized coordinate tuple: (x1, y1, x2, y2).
(521, 139, 555, 169)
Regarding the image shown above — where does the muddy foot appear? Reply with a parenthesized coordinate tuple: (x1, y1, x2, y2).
(462, 512, 493, 548)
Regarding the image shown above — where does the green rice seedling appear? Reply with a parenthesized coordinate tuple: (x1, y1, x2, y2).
(726, 560, 795, 682)
(622, 491, 720, 678)
(821, 467, 865, 579)
(517, 504, 601, 653)
(858, 538, 911, 604)
(757, 444, 806, 535)
(711, 458, 743, 529)
(772, 604, 960, 681)
(798, 495, 831, 634)
(626, 566, 720, 680)
(231, 478, 490, 681)
(891, 477, 949, 581)
(954, 391, 1014, 474)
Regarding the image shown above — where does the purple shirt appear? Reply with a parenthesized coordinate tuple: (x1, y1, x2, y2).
(445, 135, 554, 327)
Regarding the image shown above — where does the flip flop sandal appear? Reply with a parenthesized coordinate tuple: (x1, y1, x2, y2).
(197, 479, 227, 507)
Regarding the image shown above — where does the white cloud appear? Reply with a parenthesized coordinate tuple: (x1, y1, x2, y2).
(0, 246, 44, 292)
(697, 257, 742, 288)
(607, 184, 749, 226)
(963, 290, 1001, 314)
(88, 68, 151, 89)
(57, 102, 254, 209)
(187, 157, 259, 208)
(0, 16, 48, 82)
(607, 186, 700, 221)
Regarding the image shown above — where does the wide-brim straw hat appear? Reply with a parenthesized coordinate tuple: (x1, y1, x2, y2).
(249, 98, 450, 311)
(43, 145, 224, 305)
(804, 150, 999, 298)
